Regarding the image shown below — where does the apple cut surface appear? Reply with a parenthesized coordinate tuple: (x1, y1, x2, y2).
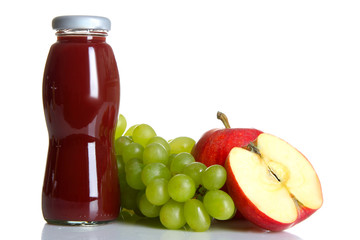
(227, 148, 298, 224)
(225, 133, 323, 231)
(256, 133, 323, 210)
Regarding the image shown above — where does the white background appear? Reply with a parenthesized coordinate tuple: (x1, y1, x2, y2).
(1, 0, 359, 239)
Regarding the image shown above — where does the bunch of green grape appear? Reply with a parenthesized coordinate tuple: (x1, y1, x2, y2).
(114, 115, 235, 232)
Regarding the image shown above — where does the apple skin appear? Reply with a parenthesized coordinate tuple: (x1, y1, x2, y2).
(226, 170, 319, 231)
(192, 128, 263, 167)
(191, 124, 263, 221)
(295, 205, 318, 224)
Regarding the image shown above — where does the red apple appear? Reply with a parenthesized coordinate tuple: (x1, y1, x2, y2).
(192, 112, 262, 220)
(192, 112, 262, 166)
(225, 133, 323, 231)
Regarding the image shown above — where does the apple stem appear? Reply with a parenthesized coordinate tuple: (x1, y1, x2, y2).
(217, 111, 231, 129)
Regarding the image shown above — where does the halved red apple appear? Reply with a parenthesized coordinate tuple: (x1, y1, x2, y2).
(225, 133, 323, 231)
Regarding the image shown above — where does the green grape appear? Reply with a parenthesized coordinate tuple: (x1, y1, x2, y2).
(170, 152, 195, 175)
(182, 162, 206, 187)
(160, 199, 186, 230)
(125, 158, 143, 168)
(167, 154, 177, 168)
(132, 124, 156, 147)
(146, 178, 170, 206)
(136, 190, 145, 206)
(147, 136, 170, 154)
(124, 124, 139, 136)
(115, 114, 127, 140)
(184, 199, 211, 232)
(141, 162, 171, 186)
(116, 155, 125, 180)
(122, 142, 144, 164)
(116, 155, 127, 193)
(143, 143, 169, 165)
(119, 180, 139, 212)
(169, 137, 195, 154)
(114, 136, 133, 155)
(132, 190, 145, 216)
(168, 174, 196, 202)
(203, 190, 235, 220)
(116, 155, 140, 212)
(138, 193, 161, 218)
(201, 164, 227, 190)
(125, 158, 145, 190)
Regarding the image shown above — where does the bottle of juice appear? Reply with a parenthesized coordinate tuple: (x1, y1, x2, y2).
(42, 15, 120, 225)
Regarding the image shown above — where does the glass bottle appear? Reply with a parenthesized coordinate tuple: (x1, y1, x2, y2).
(42, 15, 120, 225)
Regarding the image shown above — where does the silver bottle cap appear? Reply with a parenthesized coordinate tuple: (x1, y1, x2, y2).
(52, 15, 111, 31)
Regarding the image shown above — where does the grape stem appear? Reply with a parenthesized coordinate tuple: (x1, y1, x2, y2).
(217, 111, 231, 129)
(194, 185, 207, 199)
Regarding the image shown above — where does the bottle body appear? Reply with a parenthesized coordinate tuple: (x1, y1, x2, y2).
(42, 34, 120, 224)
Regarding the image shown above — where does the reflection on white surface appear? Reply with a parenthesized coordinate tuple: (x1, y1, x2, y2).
(41, 219, 302, 240)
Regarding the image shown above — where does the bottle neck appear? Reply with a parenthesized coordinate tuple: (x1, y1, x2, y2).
(56, 29, 108, 42)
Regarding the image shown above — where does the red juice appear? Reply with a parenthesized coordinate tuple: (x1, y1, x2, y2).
(42, 29, 120, 224)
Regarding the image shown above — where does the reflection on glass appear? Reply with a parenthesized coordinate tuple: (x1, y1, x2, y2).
(42, 219, 302, 240)
(87, 142, 98, 198)
(88, 47, 99, 99)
